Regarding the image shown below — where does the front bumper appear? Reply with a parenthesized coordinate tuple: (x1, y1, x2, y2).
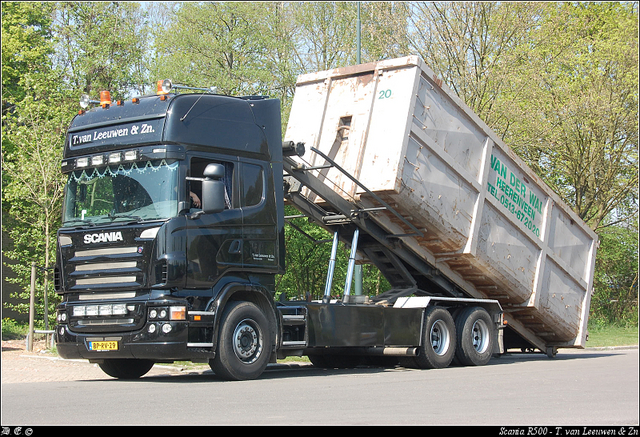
(55, 300, 216, 362)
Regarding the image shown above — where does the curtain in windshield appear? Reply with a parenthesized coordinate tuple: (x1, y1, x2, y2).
(63, 159, 179, 225)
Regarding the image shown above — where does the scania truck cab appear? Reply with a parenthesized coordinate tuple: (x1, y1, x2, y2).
(54, 82, 287, 380)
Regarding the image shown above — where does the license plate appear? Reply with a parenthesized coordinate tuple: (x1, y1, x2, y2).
(88, 341, 118, 351)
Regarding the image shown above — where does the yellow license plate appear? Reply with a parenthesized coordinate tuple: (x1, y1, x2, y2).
(89, 341, 118, 351)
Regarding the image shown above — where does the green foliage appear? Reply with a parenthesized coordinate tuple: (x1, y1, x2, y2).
(500, 2, 638, 231)
(277, 206, 391, 301)
(54, 2, 151, 98)
(1, 1, 55, 109)
(405, 2, 544, 130)
(590, 225, 639, 327)
(2, 318, 30, 340)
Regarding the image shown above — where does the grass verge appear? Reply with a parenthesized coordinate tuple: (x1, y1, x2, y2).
(586, 325, 638, 348)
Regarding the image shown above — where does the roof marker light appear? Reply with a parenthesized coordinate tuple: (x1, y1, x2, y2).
(109, 153, 122, 164)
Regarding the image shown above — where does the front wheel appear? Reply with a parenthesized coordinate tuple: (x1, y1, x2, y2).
(210, 301, 272, 380)
(98, 359, 154, 379)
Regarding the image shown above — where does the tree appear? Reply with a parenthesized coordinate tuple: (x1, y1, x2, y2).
(290, 2, 359, 72)
(152, 3, 283, 94)
(1, 2, 55, 114)
(359, 2, 410, 63)
(1, 78, 75, 323)
(590, 225, 638, 327)
(53, 1, 151, 99)
(499, 2, 638, 231)
(405, 2, 545, 132)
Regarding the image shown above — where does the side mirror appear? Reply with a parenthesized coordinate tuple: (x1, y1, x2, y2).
(201, 163, 225, 214)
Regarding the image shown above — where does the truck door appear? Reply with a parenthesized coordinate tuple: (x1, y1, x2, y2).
(185, 156, 243, 288)
(239, 161, 279, 272)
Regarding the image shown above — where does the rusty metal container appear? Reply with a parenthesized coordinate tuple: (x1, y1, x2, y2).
(285, 56, 598, 350)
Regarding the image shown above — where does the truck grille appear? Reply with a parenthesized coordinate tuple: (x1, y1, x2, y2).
(69, 246, 143, 291)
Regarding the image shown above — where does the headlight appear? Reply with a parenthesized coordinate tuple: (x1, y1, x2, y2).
(140, 227, 161, 239)
(147, 306, 186, 321)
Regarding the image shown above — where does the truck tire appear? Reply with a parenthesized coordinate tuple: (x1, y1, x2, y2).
(210, 301, 272, 380)
(454, 306, 495, 366)
(413, 306, 456, 369)
(98, 359, 154, 379)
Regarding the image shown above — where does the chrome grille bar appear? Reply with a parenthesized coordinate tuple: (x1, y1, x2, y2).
(76, 276, 137, 285)
(75, 261, 137, 271)
(74, 247, 138, 257)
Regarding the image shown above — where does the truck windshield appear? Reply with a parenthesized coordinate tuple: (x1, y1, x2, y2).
(62, 159, 179, 226)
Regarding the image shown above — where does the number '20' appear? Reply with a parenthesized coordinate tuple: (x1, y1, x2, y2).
(378, 89, 392, 99)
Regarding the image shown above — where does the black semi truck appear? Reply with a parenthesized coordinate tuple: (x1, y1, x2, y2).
(53, 78, 503, 380)
(55, 58, 595, 381)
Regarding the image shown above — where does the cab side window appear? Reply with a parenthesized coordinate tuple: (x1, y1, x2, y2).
(188, 157, 234, 210)
(241, 163, 264, 208)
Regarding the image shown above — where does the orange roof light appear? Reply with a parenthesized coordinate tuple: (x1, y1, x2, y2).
(100, 90, 111, 108)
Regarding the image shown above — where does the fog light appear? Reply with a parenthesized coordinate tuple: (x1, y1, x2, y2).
(162, 323, 172, 334)
(59, 326, 65, 335)
(148, 324, 156, 334)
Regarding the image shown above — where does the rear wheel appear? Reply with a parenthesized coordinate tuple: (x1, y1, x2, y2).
(412, 306, 456, 369)
(98, 359, 154, 379)
(210, 301, 272, 380)
(454, 306, 495, 366)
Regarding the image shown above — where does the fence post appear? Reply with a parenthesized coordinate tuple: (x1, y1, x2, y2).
(28, 262, 36, 352)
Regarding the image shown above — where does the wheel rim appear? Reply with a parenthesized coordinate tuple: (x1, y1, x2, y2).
(471, 318, 490, 354)
(232, 319, 263, 364)
(430, 319, 451, 356)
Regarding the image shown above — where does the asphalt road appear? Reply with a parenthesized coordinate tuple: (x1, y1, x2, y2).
(2, 348, 638, 426)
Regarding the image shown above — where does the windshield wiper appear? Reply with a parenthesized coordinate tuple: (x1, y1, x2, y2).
(64, 218, 95, 227)
(108, 212, 144, 222)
